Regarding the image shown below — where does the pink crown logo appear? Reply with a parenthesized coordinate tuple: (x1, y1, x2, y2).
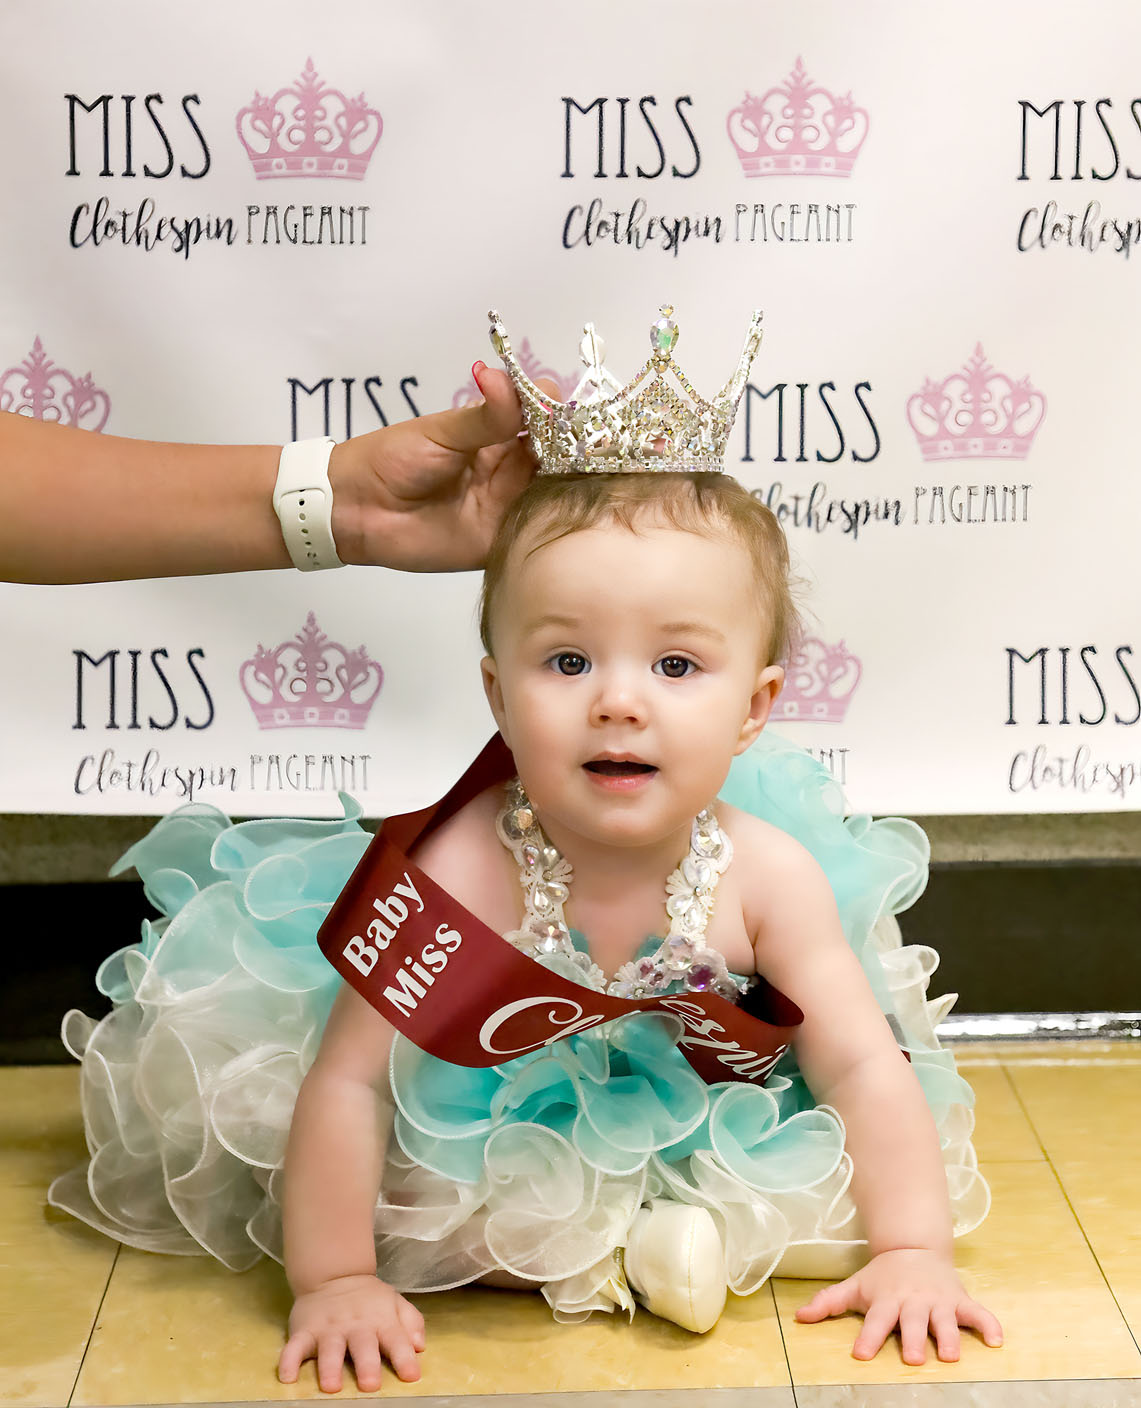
(0, 337, 111, 430)
(727, 58, 869, 177)
(235, 59, 382, 180)
(776, 637, 862, 724)
(907, 345, 1047, 461)
(239, 612, 383, 729)
(451, 338, 578, 410)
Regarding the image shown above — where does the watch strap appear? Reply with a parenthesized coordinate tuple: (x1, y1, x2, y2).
(272, 437, 345, 571)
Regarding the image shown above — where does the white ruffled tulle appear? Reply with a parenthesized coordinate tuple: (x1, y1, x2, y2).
(49, 735, 989, 1320)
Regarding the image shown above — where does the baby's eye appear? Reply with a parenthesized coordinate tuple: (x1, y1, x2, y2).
(549, 652, 590, 676)
(655, 656, 697, 679)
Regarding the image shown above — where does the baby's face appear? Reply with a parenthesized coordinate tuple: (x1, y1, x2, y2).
(481, 517, 783, 851)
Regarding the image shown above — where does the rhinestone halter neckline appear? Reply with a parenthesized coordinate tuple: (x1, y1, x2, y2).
(494, 778, 745, 1002)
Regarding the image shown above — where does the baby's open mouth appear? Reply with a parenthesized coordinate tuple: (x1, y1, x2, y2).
(583, 760, 658, 777)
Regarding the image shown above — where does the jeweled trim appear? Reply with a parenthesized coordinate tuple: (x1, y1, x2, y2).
(495, 779, 744, 1002)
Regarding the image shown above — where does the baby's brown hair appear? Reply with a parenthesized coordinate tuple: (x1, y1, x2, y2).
(479, 473, 798, 665)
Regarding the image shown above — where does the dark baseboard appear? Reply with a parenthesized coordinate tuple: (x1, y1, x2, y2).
(3, 861, 1139, 1064)
(901, 860, 1141, 1016)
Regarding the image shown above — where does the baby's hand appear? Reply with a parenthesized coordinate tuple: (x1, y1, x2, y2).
(795, 1249, 1003, 1365)
(279, 1273, 426, 1393)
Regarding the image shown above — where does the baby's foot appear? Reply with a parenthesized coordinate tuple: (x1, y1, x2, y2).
(624, 1200, 727, 1333)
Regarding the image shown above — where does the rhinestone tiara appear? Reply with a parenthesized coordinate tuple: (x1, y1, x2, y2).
(488, 305, 763, 475)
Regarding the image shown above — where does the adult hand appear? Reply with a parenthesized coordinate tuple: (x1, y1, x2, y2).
(279, 1273, 426, 1394)
(331, 364, 551, 572)
(0, 362, 551, 583)
(795, 1248, 1003, 1365)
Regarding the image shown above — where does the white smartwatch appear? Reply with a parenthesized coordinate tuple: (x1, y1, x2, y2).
(273, 437, 346, 571)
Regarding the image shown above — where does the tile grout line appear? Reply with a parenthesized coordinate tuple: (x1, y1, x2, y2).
(767, 1278, 800, 1407)
(1043, 1159, 1141, 1360)
(68, 1238, 121, 1408)
(1000, 1059, 1141, 1361)
(996, 1060, 1050, 1160)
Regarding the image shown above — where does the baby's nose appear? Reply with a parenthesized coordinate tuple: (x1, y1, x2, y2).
(589, 675, 648, 725)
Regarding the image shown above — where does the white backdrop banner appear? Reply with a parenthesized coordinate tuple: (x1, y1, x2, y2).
(1, 0, 1139, 816)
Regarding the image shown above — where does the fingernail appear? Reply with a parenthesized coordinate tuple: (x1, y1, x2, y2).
(471, 360, 487, 392)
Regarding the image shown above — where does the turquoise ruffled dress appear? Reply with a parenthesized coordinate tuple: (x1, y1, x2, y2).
(49, 734, 989, 1320)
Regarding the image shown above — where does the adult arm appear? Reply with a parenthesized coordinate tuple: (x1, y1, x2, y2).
(0, 363, 531, 582)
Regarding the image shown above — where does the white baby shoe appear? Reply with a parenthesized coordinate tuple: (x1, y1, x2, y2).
(624, 1199, 728, 1334)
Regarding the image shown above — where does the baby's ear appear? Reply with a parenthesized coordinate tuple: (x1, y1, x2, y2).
(481, 656, 509, 741)
(736, 664, 784, 754)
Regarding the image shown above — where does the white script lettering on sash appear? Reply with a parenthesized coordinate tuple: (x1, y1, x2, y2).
(342, 872, 427, 976)
(659, 997, 785, 1083)
(479, 995, 608, 1056)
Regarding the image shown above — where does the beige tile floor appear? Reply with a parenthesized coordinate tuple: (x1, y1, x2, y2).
(2, 1043, 1139, 1407)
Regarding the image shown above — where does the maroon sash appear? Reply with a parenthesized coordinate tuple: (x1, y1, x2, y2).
(318, 736, 802, 1085)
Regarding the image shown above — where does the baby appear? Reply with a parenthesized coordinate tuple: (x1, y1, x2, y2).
(279, 471, 1002, 1392)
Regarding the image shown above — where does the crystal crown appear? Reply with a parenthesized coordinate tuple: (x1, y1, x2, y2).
(453, 335, 577, 411)
(488, 306, 763, 475)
